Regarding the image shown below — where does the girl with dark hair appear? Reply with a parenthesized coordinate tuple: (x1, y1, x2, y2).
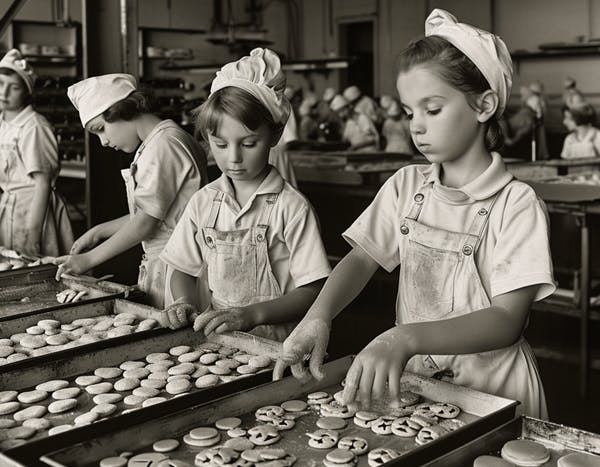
(275, 10, 555, 419)
(54, 74, 207, 308)
(561, 102, 600, 159)
(160, 48, 330, 341)
(0, 49, 73, 256)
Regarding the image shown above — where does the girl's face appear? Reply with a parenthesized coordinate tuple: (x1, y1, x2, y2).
(0, 73, 28, 112)
(397, 65, 483, 164)
(562, 110, 576, 131)
(86, 115, 140, 153)
(208, 114, 272, 183)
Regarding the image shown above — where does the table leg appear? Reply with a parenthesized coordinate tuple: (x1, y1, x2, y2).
(579, 214, 590, 398)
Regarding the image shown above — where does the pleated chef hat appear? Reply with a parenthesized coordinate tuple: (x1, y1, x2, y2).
(210, 48, 290, 125)
(67, 73, 137, 127)
(0, 49, 35, 94)
(425, 9, 513, 116)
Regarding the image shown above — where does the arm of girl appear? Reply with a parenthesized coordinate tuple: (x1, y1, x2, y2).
(193, 278, 326, 335)
(54, 210, 160, 280)
(23, 172, 52, 255)
(70, 214, 130, 254)
(342, 284, 539, 410)
(273, 245, 379, 380)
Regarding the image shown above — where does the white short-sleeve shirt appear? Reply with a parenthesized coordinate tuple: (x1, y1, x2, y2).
(343, 152, 556, 302)
(160, 165, 331, 293)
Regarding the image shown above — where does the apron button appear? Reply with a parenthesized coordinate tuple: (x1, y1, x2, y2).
(205, 236, 214, 246)
(462, 244, 473, 256)
(400, 225, 409, 235)
(256, 233, 264, 242)
(478, 208, 488, 216)
(414, 193, 424, 203)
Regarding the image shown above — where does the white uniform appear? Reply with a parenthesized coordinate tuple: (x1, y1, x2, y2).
(122, 119, 207, 308)
(561, 127, 600, 159)
(269, 111, 298, 188)
(343, 113, 379, 151)
(343, 153, 555, 418)
(0, 105, 73, 255)
(161, 165, 331, 341)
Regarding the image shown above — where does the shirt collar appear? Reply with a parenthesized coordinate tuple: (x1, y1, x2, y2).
(1, 105, 35, 127)
(420, 152, 513, 202)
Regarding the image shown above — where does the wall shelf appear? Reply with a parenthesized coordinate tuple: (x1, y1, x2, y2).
(160, 57, 352, 74)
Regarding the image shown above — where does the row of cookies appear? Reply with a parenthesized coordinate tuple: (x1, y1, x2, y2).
(0, 342, 274, 451)
(0, 313, 159, 366)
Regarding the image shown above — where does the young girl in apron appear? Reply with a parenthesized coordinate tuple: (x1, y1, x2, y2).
(275, 9, 555, 419)
(561, 103, 600, 159)
(54, 74, 207, 308)
(160, 48, 331, 341)
(0, 49, 73, 256)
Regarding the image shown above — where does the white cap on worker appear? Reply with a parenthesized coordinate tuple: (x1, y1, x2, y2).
(67, 73, 137, 127)
(0, 49, 35, 94)
(343, 85, 361, 103)
(330, 94, 349, 112)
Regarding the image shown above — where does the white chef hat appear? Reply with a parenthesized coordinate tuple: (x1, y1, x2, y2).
(67, 73, 137, 127)
(386, 100, 402, 117)
(379, 94, 394, 110)
(330, 94, 349, 112)
(322, 87, 336, 102)
(425, 9, 512, 116)
(0, 49, 35, 94)
(343, 85, 361, 103)
(210, 48, 290, 125)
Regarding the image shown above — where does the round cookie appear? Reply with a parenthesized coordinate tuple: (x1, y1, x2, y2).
(48, 425, 73, 436)
(95, 367, 123, 379)
(120, 360, 146, 370)
(227, 427, 247, 438)
(248, 425, 281, 446)
(93, 393, 123, 405)
(48, 398, 78, 414)
(52, 387, 81, 400)
(14, 405, 47, 422)
(36, 380, 69, 392)
(23, 417, 52, 431)
(370, 416, 396, 435)
(324, 448, 358, 467)
(165, 379, 192, 395)
(169, 345, 191, 356)
(473, 456, 515, 467)
(557, 452, 600, 467)
(141, 379, 167, 390)
(86, 382, 114, 395)
(133, 387, 160, 399)
(368, 448, 401, 467)
(208, 365, 230, 376)
(218, 346, 236, 356)
(195, 374, 220, 388)
(281, 399, 307, 412)
(26, 325, 45, 335)
(199, 353, 220, 365)
(430, 402, 461, 419)
(168, 363, 195, 376)
(20, 335, 46, 349)
(307, 392, 333, 405)
(114, 378, 140, 392)
(6, 353, 27, 363)
(0, 346, 14, 358)
(38, 319, 61, 330)
(46, 334, 70, 346)
(146, 353, 170, 363)
(75, 375, 102, 386)
(123, 395, 144, 406)
(236, 364, 257, 375)
(307, 429, 339, 449)
(317, 417, 347, 430)
(248, 355, 271, 369)
(92, 403, 117, 417)
(215, 417, 242, 431)
(354, 411, 379, 429)
(74, 411, 99, 426)
(338, 436, 369, 455)
(153, 439, 180, 453)
(224, 437, 254, 453)
(146, 361, 174, 372)
(0, 391, 17, 403)
(99, 457, 128, 467)
(501, 440, 550, 466)
(0, 402, 20, 415)
(123, 368, 150, 380)
(215, 358, 240, 370)
(142, 397, 167, 408)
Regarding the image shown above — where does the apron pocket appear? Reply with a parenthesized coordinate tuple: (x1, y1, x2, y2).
(209, 242, 257, 305)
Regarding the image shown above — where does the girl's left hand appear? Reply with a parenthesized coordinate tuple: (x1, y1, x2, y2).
(342, 326, 414, 411)
(53, 254, 93, 281)
(193, 307, 254, 335)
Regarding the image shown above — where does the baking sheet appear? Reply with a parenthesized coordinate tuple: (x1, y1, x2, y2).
(24, 356, 518, 467)
(422, 416, 600, 466)
(0, 328, 280, 453)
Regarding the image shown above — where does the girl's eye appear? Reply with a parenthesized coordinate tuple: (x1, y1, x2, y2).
(214, 143, 227, 149)
(405, 113, 413, 120)
(426, 108, 441, 115)
(242, 141, 256, 148)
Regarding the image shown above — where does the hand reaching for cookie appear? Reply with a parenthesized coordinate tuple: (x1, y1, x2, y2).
(273, 317, 330, 382)
(192, 307, 254, 335)
(342, 326, 415, 411)
(162, 297, 197, 330)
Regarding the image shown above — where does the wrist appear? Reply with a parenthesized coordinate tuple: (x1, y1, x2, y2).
(242, 304, 260, 329)
(389, 325, 418, 357)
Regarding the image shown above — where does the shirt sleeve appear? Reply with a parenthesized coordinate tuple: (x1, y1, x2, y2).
(490, 188, 556, 301)
(342, 174, 401, 272)
(134, 135, 196, 221)
(159, 191, 206, 277)
(560, 134, 574, 159)
(19, 123, 58, 176)
(283, 202, 331, 287)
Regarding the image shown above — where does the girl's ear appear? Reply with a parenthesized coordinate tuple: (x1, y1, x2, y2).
(476, 90, 498, 123)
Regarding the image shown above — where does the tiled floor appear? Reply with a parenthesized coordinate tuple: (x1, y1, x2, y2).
(327, 284, 600, 434)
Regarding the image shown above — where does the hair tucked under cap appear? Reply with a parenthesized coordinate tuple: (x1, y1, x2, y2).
(210, 48, 290, 125)
(0, 49, 35, 93)
(425, 9, 512, 116)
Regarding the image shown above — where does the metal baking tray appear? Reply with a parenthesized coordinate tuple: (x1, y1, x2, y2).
(0, 298, 166, 368)
(0, 267, 135, 318)
(0, 328, 281, 454)
(526, 171, 600, 202)
(422, 416, 600, 466)
(15, 356, 518, 467)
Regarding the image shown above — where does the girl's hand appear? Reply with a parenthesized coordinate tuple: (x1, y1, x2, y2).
(273, 317, 330, 381)
(70, 229, 100, 254)
(53, 254, 93, 281)
(342, 326, 414, 411)
(193, 307, 254, 335)
(163, 297, 196, 330)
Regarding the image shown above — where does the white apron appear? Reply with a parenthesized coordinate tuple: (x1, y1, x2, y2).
(399, 182, 548, 419)
(566, 130, 599, 159)
(199, 191, 295, 342)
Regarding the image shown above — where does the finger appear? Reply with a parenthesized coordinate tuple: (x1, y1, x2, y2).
(388, 365, 402, 407)
(204, 315, 230, 336)
(272, 359, 289, 381)
(357, 364, 375, 410)
(215, 321, 234, 334)
(175, 308, 188, 329)
(192, 310, 220, 332)
(309, 336, 327, 380)
(165, 311, 178, 330)
(342, 360, 362, 407)
(290, 362, 310, 382)
(372, 366, 388, 402)
(55, 263, 68, 282)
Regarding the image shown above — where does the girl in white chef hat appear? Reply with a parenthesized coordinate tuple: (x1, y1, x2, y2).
(55, 73, 208, 309)
(160, 48, 331, 341)
(275, 10, 555, 419)
(0, 49, 73, 256)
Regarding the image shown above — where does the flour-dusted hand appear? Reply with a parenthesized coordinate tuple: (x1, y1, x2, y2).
(342, 326, 414, 411)
(162, 296, 197, 330)
(53, 254, 93, 281)
(273, 317, 330, 381)
(192, 307, 254, 335)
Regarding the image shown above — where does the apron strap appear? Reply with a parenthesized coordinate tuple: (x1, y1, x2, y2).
(206, 191, 225, 229)
(257, 193, 279, 228)
(404, 183, 432, 221)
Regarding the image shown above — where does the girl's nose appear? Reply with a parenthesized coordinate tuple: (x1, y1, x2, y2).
(99, 134, 109, 147)
(229, 145, 243, 163)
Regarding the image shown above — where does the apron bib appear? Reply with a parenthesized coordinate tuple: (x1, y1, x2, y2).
(568, 130, 599, 159)
(398, 183, 548, 419)
(199, 191, 295, 342)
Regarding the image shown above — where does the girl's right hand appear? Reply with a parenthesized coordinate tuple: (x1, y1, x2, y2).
(70, 229, 99, 254)
(162, 297, 197, 330)
(273, 317, 331, 382)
